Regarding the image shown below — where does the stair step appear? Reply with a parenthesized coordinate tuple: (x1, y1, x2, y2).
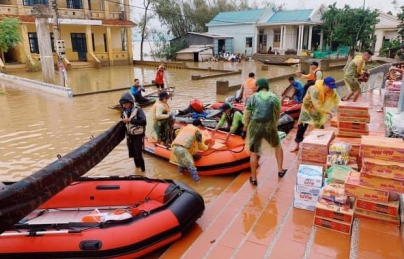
(69, 62, 93, 69)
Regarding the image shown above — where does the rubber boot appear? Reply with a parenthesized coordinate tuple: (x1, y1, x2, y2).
(189, 169, 200, 182)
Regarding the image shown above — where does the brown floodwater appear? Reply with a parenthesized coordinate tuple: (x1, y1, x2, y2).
(0, 61, 344, 205)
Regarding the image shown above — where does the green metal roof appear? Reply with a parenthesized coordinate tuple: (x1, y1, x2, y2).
(267, 9, 313, 23)
(207, 9, 266, 25)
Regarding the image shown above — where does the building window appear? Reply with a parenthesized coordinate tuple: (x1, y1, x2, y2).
(23, 0, 48, 6)
(246, 37, 252, 48)
(28, 33, 39, 54)
(28, 32, 56, 53)
(274, 29, 281, 43)
(66, 0, 83, 9)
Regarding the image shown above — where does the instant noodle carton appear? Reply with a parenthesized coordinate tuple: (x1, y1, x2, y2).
(338, 101, 370, 114)
(313, 216, 352, 235)
(315, 197, 354, 224)
(360, 136, 404, 163)
(296, 164, 324, 188)
(300, 152, 328, 164)
(337, 121, 368, 131)
(344, 171, 390, 203)
(301, 130, 335, 155)
(359, 172, 404, 193)
(337, 113, 370, 123)
(354, 207, 400, 227)
(362, 158, 404, 181)
(337, 126, 369, 138)
(355, 198, 400, 217)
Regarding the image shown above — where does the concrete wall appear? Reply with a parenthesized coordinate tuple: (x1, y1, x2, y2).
(209, 24, 255, 55)
(0, 73, 73, 97)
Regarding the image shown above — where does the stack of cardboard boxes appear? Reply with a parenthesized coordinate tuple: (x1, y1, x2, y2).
(384, 80, 401, 108)
(300, 129, 335, 169)
(294, 164, 323, 211)
(337, 101, 370, 138)
(347, 135, 404, 226)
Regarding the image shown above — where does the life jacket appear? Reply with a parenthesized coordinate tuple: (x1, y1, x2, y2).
(307, 68, 321, 81)
(155, 70, 164, 84)
(172, 124, 199, 150)
(190, 99, 204, 113)
(123, 106, 144, 135)
(242, 78, 256, 103)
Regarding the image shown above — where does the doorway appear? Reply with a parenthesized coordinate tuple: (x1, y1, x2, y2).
(71, 33, 87, 61)
(193, 52, 199, 62)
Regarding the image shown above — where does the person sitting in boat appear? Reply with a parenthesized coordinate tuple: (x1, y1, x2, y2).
(119, 92, 147, 172)
(282, 76, 304, 103)
(238, 72, 256, 104)
(130, 78, 149, 104)
(211, 102, 243, 142)
(170, 119, 210, 183)
(147, 91, 176, 146)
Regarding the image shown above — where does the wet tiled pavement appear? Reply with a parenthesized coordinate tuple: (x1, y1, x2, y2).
(159, 89, 403, 258)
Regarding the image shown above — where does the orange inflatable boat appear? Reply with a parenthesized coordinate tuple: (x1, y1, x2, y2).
(0, 175, 205, 259)
(144, 123, 250, 175)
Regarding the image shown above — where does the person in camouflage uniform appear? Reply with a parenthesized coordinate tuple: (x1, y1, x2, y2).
(242, 78, 287, 185)
(170, 119, 209, 183)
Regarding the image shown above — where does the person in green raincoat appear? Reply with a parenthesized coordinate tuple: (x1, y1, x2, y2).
(290, 77, 340, 152)
(242, 78, 287, 186)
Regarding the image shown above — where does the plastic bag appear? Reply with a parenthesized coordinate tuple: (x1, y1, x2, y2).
(329, 142, 351, 155)
(320, 183, 348, 204)
(325, 165, 354, 184)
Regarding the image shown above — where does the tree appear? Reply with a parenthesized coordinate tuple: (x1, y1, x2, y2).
(321, 4, 378, 58)
(138, 0, 154, 61)
(397, 6, 404, 41)
(0, 17, 22, 62)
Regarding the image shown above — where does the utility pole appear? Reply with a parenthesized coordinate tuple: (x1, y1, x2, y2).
(51, 0, 67, 87)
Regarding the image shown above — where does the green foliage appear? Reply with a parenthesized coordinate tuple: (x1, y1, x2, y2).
(379, 39, 401, 57)
(0, 18, 22, 53)
(397, 6, 404, 40)
(321, 4, 379, 55)
(150, 31, 187, 60)
(152, 0, 251, 38)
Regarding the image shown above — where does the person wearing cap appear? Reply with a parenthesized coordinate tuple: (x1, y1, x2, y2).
(211, 103, 243, 142)
(155, 64, 167, 93)
(296, 61, 322, 97)
(147, 91, 175, 145)
(290, 77, 340, 152)
(238, 72, 256, 103)
(130, 78, 148, 104)
(119, 92, 147, 172)
(242, 78, 287, 185)
(343, 50, 373, 102)
(170, 119, 210, 183)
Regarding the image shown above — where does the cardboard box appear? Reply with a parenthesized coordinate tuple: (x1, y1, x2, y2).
(313, 216, 352, 235)
(296, 164, 324, 188)
(337, 126, 369, 138)
(362, 158, 404, 181)
(300, 152, 328, 164)
(331, 115, 338, 128)
(344, 171, 390, 203)
(338, 101, 370, 111)
(354, 207, 400, 226)
(326, 155, 358, 171)
(331, 137, 361, 157)
(359, 172, 404, 193)
(355, 198, 400, 217)
(315, 197, 354, 224)
(296, 185, 322, 196)
(360, 136, 404, 163)
(337, 113, 370, 123)
(338, 121, 368, 131)
(301, 130, 335, 154)
(293, 198, 316, 211)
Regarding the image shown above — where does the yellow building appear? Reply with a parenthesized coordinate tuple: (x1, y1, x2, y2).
(0, 0, 135, 68)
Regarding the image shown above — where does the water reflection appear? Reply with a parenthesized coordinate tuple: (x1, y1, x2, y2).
(0, 61, 345, 205)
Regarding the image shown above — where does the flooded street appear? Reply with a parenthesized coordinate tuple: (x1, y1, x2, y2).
(0, 60, 344, 205)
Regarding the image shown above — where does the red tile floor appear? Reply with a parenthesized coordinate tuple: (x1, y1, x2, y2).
(159, 89, 404, 259)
